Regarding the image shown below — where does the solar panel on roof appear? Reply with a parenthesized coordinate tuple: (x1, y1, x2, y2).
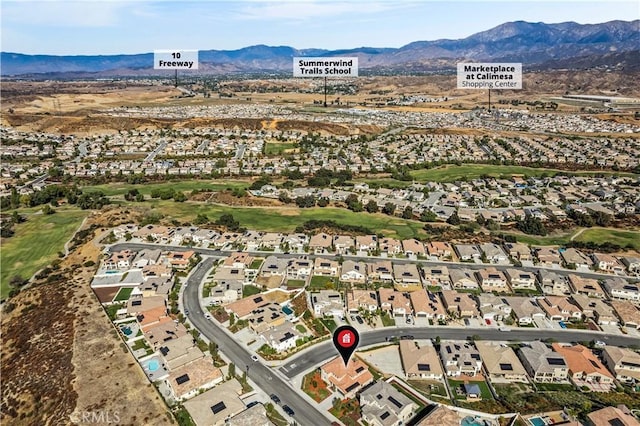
(547, 358, 565, 366)
(210, 401, 226, 414)
(356, 366, 365, 373)
(388, 396, 403, 408)
(381, 412, 391, 420)
(346, 382, 360, 392)
(159, 347, 169, 356)
(500, 363, 513, 371)
(417, 364, 431, 371)
(254, 296, 263, 303)
(175, 374, 190, 385)
(131, 300, 142, 306)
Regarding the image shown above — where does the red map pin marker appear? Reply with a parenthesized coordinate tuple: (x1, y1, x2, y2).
(333, 325, 360, 366)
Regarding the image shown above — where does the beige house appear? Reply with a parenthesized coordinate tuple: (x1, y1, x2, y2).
(441, 290, 479, 318)
(313, 257, 339, 276)
(346, 289, 379, 314)
(476, 267, 511, 293)
(399, 340, 444, 380)
(321, 356, 374, 399)
(476, 341, 528, 383)
(602, 346, 640, 385)
(517, 341, 569, 383)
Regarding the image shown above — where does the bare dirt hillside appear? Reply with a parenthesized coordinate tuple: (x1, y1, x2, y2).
(0, 207, 173, 426)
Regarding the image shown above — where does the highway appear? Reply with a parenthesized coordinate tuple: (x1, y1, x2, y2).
(182, 257, 334, 426)
(279, 327, 640, 379)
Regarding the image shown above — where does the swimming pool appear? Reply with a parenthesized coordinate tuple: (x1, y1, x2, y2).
(147, 359, 160, 372)
(121, 326, 133, 336)
(529, 417, 546, 426)
(282, 305, 293, 315)
(461, 416, 486, 426)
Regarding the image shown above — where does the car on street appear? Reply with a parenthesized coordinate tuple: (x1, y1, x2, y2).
(270, 394, 281, 404)
(251, 354, 259, 362)
(283, 405, 295, 416)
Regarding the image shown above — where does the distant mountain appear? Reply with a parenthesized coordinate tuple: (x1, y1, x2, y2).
(2, 19, 638, 76)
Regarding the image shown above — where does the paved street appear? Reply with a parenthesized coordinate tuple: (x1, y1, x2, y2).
(182, 257, 334, 426)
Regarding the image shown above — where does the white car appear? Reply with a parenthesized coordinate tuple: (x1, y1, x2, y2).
(251, 354, 259, 362)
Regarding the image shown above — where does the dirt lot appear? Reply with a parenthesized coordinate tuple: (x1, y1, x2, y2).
(0, 208, 172, 425)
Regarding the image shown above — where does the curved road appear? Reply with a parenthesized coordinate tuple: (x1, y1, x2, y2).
(182, 257, 334, 426)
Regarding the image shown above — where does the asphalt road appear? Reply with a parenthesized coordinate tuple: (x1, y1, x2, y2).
(182, 257, 334, 426)
(279, 326, 640, 379)
(109, 242, 633, 282)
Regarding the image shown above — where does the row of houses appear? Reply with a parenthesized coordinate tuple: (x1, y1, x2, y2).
(117, 224, 640, 276)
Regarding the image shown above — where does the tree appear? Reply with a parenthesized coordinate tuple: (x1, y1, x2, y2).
(194, 214, 209, 225)
(316, 197, 329, 207)
(345, 194, 363, 212)
(42, 204, 55, 215)
(420, 210, 437, 222)
(382, 202, 396, 216)
(209, 341, 218, 358)
(135, 193, 145, 202)
(365, 200, 378, 213)
(402, 206, 413, 219)
(216, 213, 241, 231)
(229, 312, 236, 326)
(447, 211, 461, 225)
(228, 362, 236, 379)
(173, 191, 187, 202)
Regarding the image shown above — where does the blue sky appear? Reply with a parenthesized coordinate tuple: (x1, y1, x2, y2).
(1, 0, 638, 55)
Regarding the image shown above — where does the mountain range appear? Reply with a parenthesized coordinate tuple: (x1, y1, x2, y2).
(2, 19, 638, 76)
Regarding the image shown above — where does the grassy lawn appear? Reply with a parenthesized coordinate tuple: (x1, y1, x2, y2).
(242, 284, 262, 297)
(449, 380, 493, 400)
(1, 208, 87, 300)
(301, 370, 331, 402)
(499, 230, 574, 247)
(380, 311, 396, 327)
(286, 279, 306, 288)
(265, 403, 288, 426)
(408, 164, 635, 182)
(114, 287, 134, 301)
(295, 324, 307, 333)
(574, 227, 640, 250)
(320, 318, 338, 332)
(309, 275, 338, 289)
(407, 379, 448, 398)
(114, 199, 427, 240)
(265, 142, 298, 155)
(80, 179, 249, 197)
(249, 258, 264, 269)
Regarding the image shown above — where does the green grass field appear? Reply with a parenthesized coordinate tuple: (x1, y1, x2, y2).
(1, 208, 87, 299)
(130, 200, 427, 240)
(408, 164, 635, 183)
(81, 179, 249, 196)
(574, 228, 640, 251)
(114, 287, 134, 301)
(264, 142, 298, 155)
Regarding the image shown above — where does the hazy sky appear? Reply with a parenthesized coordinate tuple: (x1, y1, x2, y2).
(2, 0, 638, 55)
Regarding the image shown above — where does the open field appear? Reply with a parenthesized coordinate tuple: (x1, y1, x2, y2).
(129, 199, 427, 239)
(502, 227, 640, 249)
(574, 227, 640, 251)
(409, 164, 637, 182)
(264, 141, 298, 155)
(81, 179, 250, 197)
(0, 208, 87, 299)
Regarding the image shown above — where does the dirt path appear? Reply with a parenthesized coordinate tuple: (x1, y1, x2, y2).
(570, 228, 586, 241)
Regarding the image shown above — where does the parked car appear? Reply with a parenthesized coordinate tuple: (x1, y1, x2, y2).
(270, 394, 281, 404)
(283, 405, 295, 416)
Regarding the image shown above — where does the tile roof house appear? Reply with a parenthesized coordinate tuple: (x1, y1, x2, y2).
(586, 406, 640, 426)
(378, 288, 411, 318)
(346, 289, 379, 314)
(360, 380, 417, 426)
(602, 346, 640, 385)
(340, 260, 367, 284)
(440, 290, 478, 318)
(503, 296, 546, 326)
(537, 270, 570, 296)
(409, 290, 446, 321)
(538, 296, 583, 322)
(448, 268, 479, 290)
(320, 356, 374, 398)
(439, 340, 483, 377)
(517, 341, 569, 383)
(476, 267, 511, 293)
(611, 300, 640, 329)
(552, 343, 614, 391)
(475, 341, 528, 383)
(311, 290, 344, 318)
(399, 340, 444, 380)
